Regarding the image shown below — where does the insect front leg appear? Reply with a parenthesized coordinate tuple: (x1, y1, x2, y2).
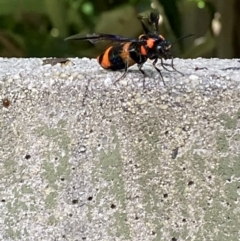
(170, 57, 184, 76)
(152, 58, 166, 86)
(160, 57, 184, 76)
(160, 58, 174, 72)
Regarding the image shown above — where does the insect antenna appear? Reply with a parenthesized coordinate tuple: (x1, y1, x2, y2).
(159, 34, 194, 76)
(171, 33, 194, 47)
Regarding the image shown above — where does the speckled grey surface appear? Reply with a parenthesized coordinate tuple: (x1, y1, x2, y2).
(1, 57, 240, 241)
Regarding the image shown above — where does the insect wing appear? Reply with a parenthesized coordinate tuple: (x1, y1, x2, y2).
(65, 33, 141, 44)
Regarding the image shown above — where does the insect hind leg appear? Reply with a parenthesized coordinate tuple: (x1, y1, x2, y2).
(113, 60, 129, 85)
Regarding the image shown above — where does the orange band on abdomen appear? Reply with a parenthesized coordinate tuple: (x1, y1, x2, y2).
(97, 46, 113, 69)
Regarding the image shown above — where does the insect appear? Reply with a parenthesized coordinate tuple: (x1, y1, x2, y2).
(65, 12, 192, 86)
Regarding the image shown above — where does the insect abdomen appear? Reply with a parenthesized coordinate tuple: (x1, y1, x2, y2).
(97, 42, 144, 71)
(97, 46, 126, 71)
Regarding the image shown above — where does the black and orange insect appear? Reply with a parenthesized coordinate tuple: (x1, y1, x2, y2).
(65, 12, 192, 85)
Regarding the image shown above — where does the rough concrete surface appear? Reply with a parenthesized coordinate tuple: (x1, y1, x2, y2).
(1, 57, 240, 241)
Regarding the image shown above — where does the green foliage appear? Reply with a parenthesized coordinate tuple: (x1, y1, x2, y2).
(159, 0, 182, 38)
(0, 0, 216, 58)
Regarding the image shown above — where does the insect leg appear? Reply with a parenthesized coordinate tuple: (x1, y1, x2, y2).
(152, 58, 166, 86)
(160, 58, 174, 72)
(170, 57, 184, 76)
(137, 63, 147, 88)
(113, 60, 129, 85)
(137, 63, 146, 76)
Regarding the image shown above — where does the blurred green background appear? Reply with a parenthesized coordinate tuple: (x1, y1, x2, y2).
(0, 0, 239, 58)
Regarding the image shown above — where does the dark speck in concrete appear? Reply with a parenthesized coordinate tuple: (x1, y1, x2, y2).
(25, 154, 31, 159)
(72, 199, 78, 204)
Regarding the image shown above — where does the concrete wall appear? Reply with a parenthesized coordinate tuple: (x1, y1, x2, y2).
(1, 57, 240, 240)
